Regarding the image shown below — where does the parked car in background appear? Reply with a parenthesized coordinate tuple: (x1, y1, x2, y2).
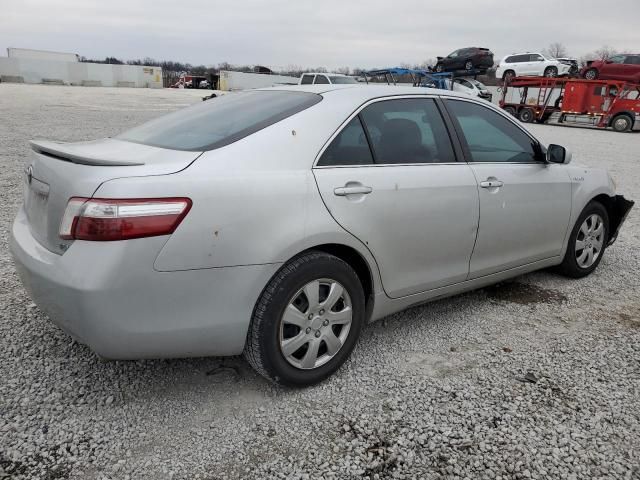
(581, 54, 640, 82)
(496, 53, 572, 81)
(450, 77, 492, 101)
(434, 47, 494, 73)
(11, 86, 633, 387)
(299, 73, 359, 85)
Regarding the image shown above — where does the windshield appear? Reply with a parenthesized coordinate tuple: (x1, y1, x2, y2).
(117, 91, 321, 151)
(329, 76, 358, 84)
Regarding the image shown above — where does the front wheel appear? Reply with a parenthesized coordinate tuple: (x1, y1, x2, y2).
(544, 66, 558, 78)
(611, 114, 633, 133)
(435, 64, 444, 73)
(244, 251, 365, 386)
(465, 60, 473, 71)
(584, 68, 598, 80)
(557, 202, 609, 278)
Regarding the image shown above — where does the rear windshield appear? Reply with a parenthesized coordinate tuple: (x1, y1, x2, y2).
(117, 90, 322, 151)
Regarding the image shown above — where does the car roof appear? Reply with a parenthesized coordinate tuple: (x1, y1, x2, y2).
(301, 72, 350, 76)
(264, 84, 474, 101)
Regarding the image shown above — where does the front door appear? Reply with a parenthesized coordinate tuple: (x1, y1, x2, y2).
(313, 97, 479, 298)
(444, 98, 572, 278)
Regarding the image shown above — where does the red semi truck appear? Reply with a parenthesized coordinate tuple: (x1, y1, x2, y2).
(499, 77, 640, 132)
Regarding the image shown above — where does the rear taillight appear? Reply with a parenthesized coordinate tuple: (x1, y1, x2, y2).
(59, 197, 192, 241)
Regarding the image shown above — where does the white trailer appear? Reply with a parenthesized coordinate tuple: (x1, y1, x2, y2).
(7, 48, 79, 63)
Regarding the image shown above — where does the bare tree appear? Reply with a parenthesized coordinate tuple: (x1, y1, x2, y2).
(543, 42, 568, 58)
(335, 66, 350, 75)
(593, 45, 618, 60)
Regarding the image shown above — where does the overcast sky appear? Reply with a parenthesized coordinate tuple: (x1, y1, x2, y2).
(1, 0, 639, 70)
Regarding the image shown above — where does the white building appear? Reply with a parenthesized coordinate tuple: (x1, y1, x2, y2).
(0, 48, 163, 88)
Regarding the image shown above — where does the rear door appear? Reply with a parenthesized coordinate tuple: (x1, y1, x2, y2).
(443, 98, 572, 278)
(313, 97, 479, 298)
(623, 55, 640, 80)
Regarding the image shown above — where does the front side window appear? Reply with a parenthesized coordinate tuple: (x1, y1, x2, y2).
(118, 91, 321, 151)
(300, 75, 314, 85)
(446, 100, 539, 163)
(530, 54, 544, 62)
(448, 49, 461, 58)
(318, 116, 373, 166)
(314, 75, 330, 84)
(360, 98, 456, 164)
(608, 55, 626, 64)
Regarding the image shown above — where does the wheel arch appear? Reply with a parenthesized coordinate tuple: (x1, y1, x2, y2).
(590, 193, 634, 244)
(295, 243, 376, 321)
(609, 111, 635, 128)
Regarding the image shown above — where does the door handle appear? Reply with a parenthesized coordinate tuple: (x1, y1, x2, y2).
(334, 185, 373, 196)
(480, 179, 504, 188)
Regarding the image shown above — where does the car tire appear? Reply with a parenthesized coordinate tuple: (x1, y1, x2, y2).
(611, 114, 633, 133)
(465, 60, 474, 71)
(584, 68, 598, 80)
(435, 64, 444, 73)
(519, 108, 535, 123)
(502, 70, 515, 82)
(544, 66, 558, 78)
(244, 251, 365, 387)
(503, 106, 517, 117)
(557, 202, 609, 279)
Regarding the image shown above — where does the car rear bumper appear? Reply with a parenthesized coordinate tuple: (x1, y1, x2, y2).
(10, 206, 280, 359)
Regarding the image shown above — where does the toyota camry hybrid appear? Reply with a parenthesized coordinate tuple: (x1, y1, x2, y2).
(10, 85, 633, 386)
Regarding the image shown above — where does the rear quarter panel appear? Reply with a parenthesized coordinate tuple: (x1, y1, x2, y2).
(93, 93, 383, 295)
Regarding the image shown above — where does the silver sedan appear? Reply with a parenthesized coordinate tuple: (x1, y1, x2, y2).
(10, 85, 633, 386)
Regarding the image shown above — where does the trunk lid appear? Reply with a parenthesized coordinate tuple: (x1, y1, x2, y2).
(23, 138, 201, 254)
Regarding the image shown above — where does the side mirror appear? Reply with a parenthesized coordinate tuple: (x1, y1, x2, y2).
(547, 144, 572, 164)
(605, 60, 613, 64)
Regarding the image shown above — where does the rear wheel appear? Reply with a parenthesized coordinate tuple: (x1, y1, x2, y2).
(435, 64, 444, 73)
(503, 106, 517, 117)
(544, 66, 558, 78)
(465, 60, 474, 71)
(519, 108, 535, 123)
(244, 251, 365, 386)
(611, 114, 633, 133)
(584, 68, 598, 80)
(557, 202, 609, 278)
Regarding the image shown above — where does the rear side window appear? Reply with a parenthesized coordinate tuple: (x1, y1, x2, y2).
(314, 75, 330, 84)
(625, 56, 640, 65)
(318, 117, 373, 166)
(360, 98, 456, 164)
(446, 100, 538, 163)
(117, 91, 321, 151)
(300, 75, 314, 85)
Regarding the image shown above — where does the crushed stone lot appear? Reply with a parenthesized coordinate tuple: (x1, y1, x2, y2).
(1, 84, 639, 480)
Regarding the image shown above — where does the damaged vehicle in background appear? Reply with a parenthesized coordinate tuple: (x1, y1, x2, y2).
(11, 85, 634, 387)
(581, 54, 640, 82)
(496, 53, 572, 81)
(450, 77, 493, 101)
(434, 47, 494, 73)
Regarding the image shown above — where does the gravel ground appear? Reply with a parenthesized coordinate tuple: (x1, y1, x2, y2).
(1, 84, 639, 480)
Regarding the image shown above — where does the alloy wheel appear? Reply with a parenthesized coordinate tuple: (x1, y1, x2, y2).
(279, 278, 353, 370)
(575, 214, 605, 268)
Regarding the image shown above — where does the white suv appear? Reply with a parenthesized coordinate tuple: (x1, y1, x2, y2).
(496, 53, 571, 81)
